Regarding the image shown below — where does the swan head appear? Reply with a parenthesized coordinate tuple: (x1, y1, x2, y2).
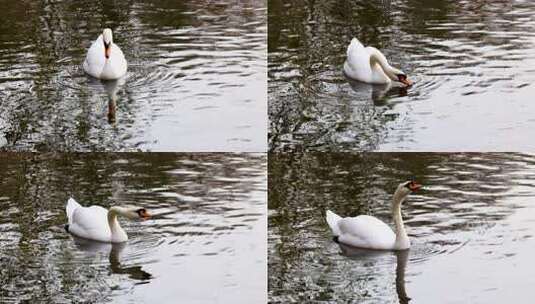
(119, 207, 152, 220)
(394, 181, 422, 201)
(102, 28, 113, 59)
(388, 67, 412, 87)
(134, 208, 151, 220)
(396, 73, 412, 87)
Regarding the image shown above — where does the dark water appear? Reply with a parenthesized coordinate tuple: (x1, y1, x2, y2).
(269, 0, 535, 151)
(0, 0, 266, 152)
(0, 153, 266, 303)
(269, 153, 535, 303)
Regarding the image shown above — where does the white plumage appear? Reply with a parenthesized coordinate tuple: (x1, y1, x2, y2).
(83, 28, 127, 80)
(65, 198, 151, 243)
(343, 38, 412, 86)
(327, 211, 396, 250)
(326, 181, 421, 251)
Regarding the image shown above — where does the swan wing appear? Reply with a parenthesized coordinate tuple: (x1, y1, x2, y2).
(365, 46, 389, 65)
(83, 35, 107, 78)
(99, 44, 127, 80)
(338, 215, 396, 250)
(111, 44, 127, 73)
(343, 38, 373, 82)
(69, 204, 112, 242)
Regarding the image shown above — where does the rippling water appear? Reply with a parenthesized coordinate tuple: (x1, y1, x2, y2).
(0, 0, 266, 152)
(0, 153, 266, 303)
(269, 153, 535, 303)
(269, 0, 535, 151)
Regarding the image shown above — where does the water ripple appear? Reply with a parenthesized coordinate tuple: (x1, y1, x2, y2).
(0, 0, 266, 151)
(269, 0, 535, 151)
(0, 153, 266, 303)
(269, 153, 535, 303)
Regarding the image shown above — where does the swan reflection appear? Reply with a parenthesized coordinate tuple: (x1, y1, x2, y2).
(72, 236, 152, 281)
(395, 250, 410, 304)
(338, 243, 411, 304)
(86, 77, 124, 124)
(102, 79, 123, 124)
(347, 78, 408, 105)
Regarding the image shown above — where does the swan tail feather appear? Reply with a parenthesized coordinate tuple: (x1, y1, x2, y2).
(66, 197, 81, 224)
(326, 210, 342, 236)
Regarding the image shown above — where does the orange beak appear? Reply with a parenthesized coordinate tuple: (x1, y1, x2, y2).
(105, 46, 111, 59)
(140, 210, 151, 220)
(409, 182, 422, 191)
(400, 77, 413, 87)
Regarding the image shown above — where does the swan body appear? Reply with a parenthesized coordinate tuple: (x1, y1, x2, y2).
(343, 38, 412, 86)
(326, 181, 421, 250)
(65, 198, 150, 243)
(83, 28, 127, 80)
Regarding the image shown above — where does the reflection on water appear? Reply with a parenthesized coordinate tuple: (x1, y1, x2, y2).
(338, 245, 410, 304)
(0, 0, 267, 152)
(72, 237, 153, 282)
(0, 153, 266, 303)
(269, 0, 535, 151)
(98, 79, 123, 125)
(269, 153, 535, 303)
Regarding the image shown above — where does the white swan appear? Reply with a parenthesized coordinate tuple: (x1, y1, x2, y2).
(83, 28, 127, 80)
(343, 38, 412, 86)
(65, 198, 151, 243)
(326, 181, 421, 250)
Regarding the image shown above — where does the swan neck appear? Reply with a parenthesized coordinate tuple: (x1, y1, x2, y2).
(370, 49, 395, 80)
(392, 194, 409, 249)
(392, 201, 405, 233)
(108, 207, 124, 232)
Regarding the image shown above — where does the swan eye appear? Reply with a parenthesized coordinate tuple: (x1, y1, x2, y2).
(136, 208, 146, 216)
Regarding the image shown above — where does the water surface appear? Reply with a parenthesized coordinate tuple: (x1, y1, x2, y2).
(0, 153, 266, 303)
(269, 153, 535, 303)
(0, 0, 266, 152)
(269, 0, 535, 151)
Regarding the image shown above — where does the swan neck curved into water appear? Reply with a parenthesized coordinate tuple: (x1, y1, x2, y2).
(369, 48, 397, 81)
(392, 192, 409, 249)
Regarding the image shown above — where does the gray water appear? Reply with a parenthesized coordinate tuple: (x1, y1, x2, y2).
(0, 0, 267, 152)
(269, 0, 535, 151)
(0, 153, 266, 303)
(269, 153, 535, 303)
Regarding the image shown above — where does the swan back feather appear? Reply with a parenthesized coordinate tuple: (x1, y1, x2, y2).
(338, 215, 396, 250)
